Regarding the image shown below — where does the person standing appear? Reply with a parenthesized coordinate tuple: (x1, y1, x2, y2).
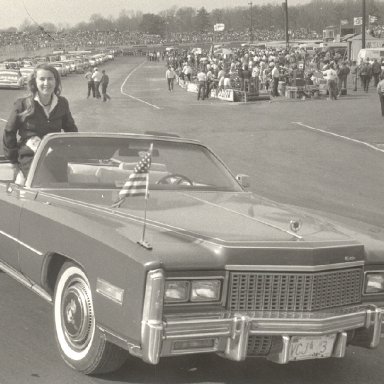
(271, 63, 280, 97)
(251, 63, 260, 94)
(217, 66, 225, 92)
(359, 59, 372, 93)
(100, 70, 111, 102)
(350, 61, 359, 91)
(242, 65, 251, 93)
(238, 64, 244, 92)
(183, 64, 192, 82)
(223, 73, 231, 90)
(84, 68, 95, 98)
(92, 67, 103, 98)
(205, 68, 214, 99)
(165, 66, 176, 91)
(3, 63, 78, 183)
(337, 61, 350, 96)
(322, 63, 338, 100)
(196, 68, 207, 100)
(377, 75, 384, 116)
(372, 58, 382, 87)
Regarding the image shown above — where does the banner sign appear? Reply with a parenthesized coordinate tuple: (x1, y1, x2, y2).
(217, 89, 234, 101)
(369, 15, 378, 24)
(214, 23, 225, 32)
(354, 17, 362, 26)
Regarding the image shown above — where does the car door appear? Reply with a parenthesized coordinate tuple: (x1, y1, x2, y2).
(18, 191, 50, 285)
(0, 183, 24, 269)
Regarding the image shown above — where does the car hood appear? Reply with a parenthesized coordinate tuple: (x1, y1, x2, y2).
(47, 189, 354, 245)
(37, 189, 366, 268)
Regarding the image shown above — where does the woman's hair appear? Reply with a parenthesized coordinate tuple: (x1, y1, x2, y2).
(20, 63, 62, 122)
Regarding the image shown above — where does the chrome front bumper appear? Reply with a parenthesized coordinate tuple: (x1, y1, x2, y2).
(139, 270, 384, 365)
(141, 305, 384, 364)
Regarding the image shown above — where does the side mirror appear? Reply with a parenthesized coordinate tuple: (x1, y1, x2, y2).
(236, 174, 250, 188)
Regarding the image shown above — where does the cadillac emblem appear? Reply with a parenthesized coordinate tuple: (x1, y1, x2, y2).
(290, 219, 302, 233)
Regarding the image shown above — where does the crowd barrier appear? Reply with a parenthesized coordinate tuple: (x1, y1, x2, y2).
(178, 77, 270, 102)
(179, 75, 332, 102)
(184, 80, 237, 102)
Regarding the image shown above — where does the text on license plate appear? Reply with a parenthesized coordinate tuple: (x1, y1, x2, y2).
(289, 334, 336, 361)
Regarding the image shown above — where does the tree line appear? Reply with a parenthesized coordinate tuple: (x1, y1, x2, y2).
(3, 0, 384, 36)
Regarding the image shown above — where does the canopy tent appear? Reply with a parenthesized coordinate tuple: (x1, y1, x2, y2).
(345, 34, 384, 61)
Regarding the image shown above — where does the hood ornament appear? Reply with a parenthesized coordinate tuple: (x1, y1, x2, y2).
(290, 219, 302, 233)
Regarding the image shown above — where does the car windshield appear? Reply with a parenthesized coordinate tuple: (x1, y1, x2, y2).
(31, 136, 242, 192)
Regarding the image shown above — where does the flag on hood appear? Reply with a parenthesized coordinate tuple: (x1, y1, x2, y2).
(118, 145, 152, 198)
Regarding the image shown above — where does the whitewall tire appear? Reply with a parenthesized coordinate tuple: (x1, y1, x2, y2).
(53, 262, 127, 374)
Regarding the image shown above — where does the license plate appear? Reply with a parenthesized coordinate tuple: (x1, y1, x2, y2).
(289, 334, 336, 361)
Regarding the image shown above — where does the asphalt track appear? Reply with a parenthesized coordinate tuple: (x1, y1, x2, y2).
(0, 55, 384, 383)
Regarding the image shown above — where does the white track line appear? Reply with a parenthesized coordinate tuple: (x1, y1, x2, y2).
(120, 61, 161, 110)
(0, 118, 7, 122)
(292, 121, 384, 154)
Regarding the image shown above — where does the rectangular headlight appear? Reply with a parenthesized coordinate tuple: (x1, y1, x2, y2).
(164, 281, 190, 303)
(191, 280, 221, 302)
(365, 272, 384, 294)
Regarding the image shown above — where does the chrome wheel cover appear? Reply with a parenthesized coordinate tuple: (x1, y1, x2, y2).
(61, 277, 94, 352)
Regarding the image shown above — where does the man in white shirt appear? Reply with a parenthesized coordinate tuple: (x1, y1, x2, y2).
(92, 68, 103, 99)
(165, 66, 176, 91)
(251, 64, 260, 94)
(322, 63, 338, 100)
(196, 69, 207, 100)
(271, 63, 280, 97)
(183, 64, 192, 82)
(223, 75, 231, 90)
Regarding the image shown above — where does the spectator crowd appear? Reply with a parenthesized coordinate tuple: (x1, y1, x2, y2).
(158, 42, 384, 101)
(2, 26, 384, 102)
(0, 28, 318, 52)
(158, 44, 334, 96)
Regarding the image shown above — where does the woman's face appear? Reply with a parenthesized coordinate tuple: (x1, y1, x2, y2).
(35, 69, 56, 98)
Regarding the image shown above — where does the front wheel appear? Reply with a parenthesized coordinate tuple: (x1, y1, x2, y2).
(53, 262, 127, 374)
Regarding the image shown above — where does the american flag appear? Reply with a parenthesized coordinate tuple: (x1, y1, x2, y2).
(369, 15, 378, 24)
(117, 144, 153, 201)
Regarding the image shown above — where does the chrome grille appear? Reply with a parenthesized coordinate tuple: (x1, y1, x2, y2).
(228, 268, 362, 312)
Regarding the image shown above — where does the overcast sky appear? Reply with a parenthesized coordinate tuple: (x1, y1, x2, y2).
(1, 0, 309, 29)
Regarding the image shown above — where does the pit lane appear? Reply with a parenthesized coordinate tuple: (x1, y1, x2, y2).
(0, 55, 384, 383)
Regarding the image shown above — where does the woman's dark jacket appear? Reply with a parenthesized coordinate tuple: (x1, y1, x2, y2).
(3, 95, 78, 164)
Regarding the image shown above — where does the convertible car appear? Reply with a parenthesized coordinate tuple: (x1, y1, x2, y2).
(0, 132, 383, 375)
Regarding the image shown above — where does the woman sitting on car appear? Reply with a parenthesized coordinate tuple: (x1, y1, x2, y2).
(3, 63, 78, 184)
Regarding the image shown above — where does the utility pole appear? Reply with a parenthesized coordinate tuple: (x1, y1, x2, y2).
(362, 0, 366, 49)
(284, 0, 289, 49)
(249, 2, 253, 43)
